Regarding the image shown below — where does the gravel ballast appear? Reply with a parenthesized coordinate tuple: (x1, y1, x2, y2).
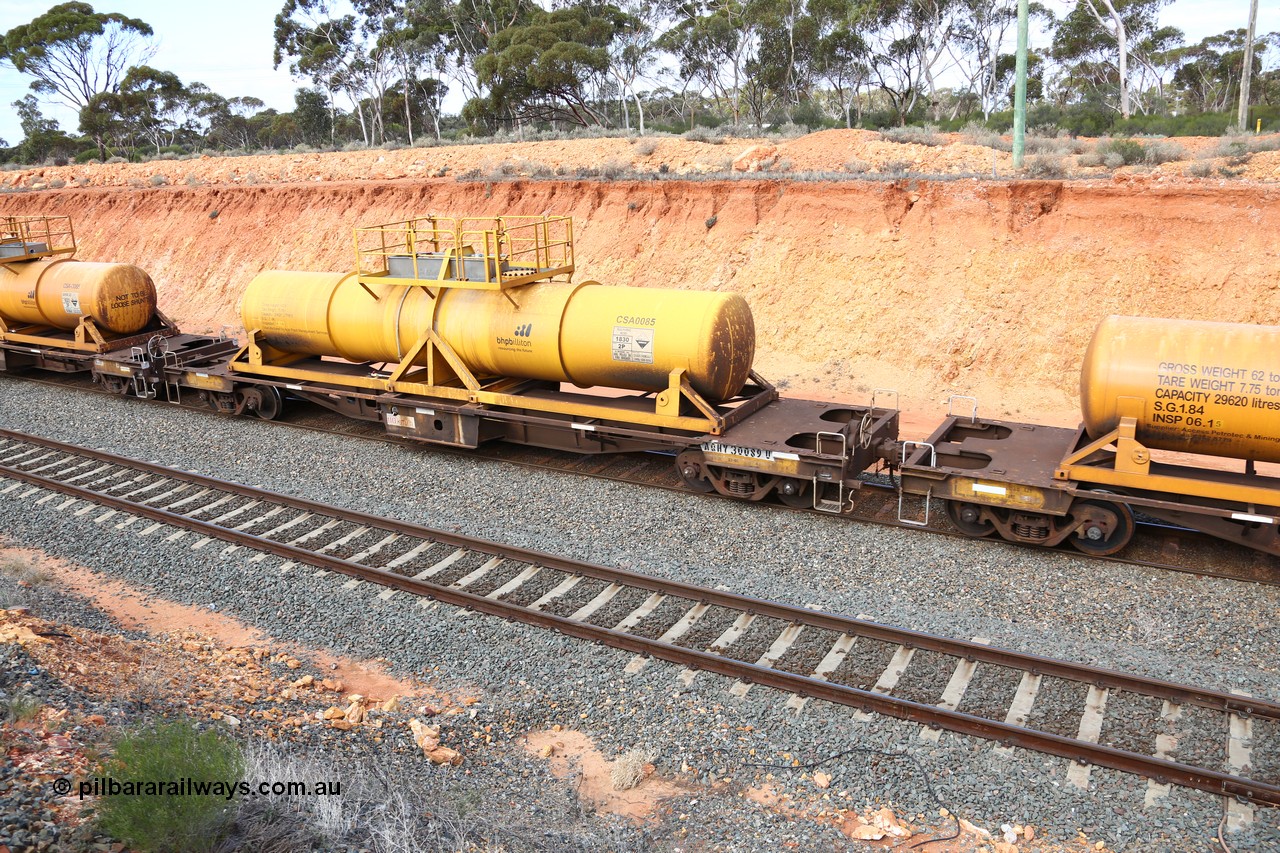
(1, 377, 1278, 850)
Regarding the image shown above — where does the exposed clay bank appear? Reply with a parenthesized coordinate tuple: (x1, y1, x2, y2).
(3, 175, 1277, 427)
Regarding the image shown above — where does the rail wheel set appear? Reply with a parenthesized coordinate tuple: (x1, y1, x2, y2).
(2, 212, 1279, 564)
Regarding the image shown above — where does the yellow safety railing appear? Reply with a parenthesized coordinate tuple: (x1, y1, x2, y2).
(0, 214, 76, 261)
(353, 215, 574, 290)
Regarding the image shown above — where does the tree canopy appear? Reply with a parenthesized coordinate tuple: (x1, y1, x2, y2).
(2, 0, 1279, 165)
(0, 2, 155, 110)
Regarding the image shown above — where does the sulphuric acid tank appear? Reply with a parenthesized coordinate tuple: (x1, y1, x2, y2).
(0, 258, 157, 335)
(1080, 315, 1280, 462)
(240, 270, 756, 401)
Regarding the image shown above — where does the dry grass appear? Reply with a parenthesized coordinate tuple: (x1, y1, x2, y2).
(610, 747, 656, 791)
(880, 124, 944, 147)
(0, 555, 50, 585)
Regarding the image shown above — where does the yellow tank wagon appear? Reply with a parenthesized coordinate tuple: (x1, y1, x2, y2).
(230, 215, 778, 447)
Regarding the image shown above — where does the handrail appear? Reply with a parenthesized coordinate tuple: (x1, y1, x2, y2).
(0, 214, 76, 261)
(353, 214, 574, 289)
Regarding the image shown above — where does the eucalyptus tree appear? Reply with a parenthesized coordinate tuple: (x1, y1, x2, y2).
(470, 2, 636, 128)
(274, 0, 399, 145)
(0, 2, 155, 112)
(1050, 0, 1168, 118)
(659, 0, 765, 126)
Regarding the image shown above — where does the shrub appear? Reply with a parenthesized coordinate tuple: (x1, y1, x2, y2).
(95, 718, 243, 853)
(148, 174, 168, 187)
(106, 156, 127, 164)
(844, 159, 870, 174)
(598, 157, 630, 179)
(682, 127, 723, 144)
(48, 178, 66, 189)
(1024, 155, 1065, 178)
(1143, 140, 1186, 165)
(1024, 136, 1065, 155)
(1187, 161, 1214, 178)
(963, 122, 1012, 152)
(1102, 151, 1126, 169)
(2, 691, 41, 723)
(1098, 137, 1145, 166)
(610, 748, 656, 791)
(185, 173, 203, 187)
(1077, 151, 1105, 168)
(1249, 134, 1280, 154)
(633, 137, 658, 156)
(880, 159, 913, 175)
(770, 122, 809, 139)
(880, 124, 943, 146)
(1, 555, 50, 585)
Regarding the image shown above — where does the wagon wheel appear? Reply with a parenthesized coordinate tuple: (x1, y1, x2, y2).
(675, 453, 715, 493)
(776, 478, 811, 508)
(1068, 498, 1135, 556)
(945, 500, 995, 538)
(254, 385, 284, 421)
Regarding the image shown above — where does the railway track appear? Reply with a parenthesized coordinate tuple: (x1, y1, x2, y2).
(0, 425, 1277, 813)
(4, 371, 1275, 588)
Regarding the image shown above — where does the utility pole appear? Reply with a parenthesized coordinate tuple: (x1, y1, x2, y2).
(1013, 0, 1029, 168)
(1238, 0, 1260, 131)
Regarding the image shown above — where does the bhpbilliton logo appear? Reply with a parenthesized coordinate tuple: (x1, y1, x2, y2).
(514, 323, 532, 337)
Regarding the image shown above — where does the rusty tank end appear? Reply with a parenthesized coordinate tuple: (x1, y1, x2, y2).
(0, 258, 158, 335)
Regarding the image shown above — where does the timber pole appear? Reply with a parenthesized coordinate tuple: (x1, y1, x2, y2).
(1238, 0, 1259, 131)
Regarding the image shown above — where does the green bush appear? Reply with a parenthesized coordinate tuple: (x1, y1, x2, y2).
(1098, 138, 1146, 166)
(95, 718, 243, 853)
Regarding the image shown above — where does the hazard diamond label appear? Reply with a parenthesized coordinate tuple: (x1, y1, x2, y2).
(612, 325, 654, 364)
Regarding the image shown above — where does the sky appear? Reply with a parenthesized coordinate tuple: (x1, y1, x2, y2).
(0, 0, 1277, 147)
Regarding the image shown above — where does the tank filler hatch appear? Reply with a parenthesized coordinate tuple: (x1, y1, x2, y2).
(353, 215, 574, 294)
(0, 214, 76, 264)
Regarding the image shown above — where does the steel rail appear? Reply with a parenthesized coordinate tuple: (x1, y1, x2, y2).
(3, 373, 1272, 590)
(1, 426, 1275, 722)
(0, 431, 1279, 806)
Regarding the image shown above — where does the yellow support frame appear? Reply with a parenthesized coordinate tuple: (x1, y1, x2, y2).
(230, 327, 735, 435)
(1054, 415, 1280, 507)
(0, 312, 178, 354)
